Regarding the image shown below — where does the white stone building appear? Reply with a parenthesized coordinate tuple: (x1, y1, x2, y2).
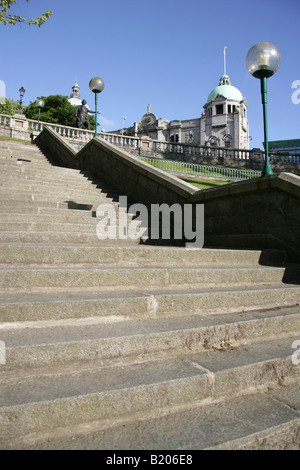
(116, 74, 249, 150)
(68, 79, 90, 109)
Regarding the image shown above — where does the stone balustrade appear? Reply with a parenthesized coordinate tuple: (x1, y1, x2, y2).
(1, 113, 299, 172)
(0, 113, 94, 144)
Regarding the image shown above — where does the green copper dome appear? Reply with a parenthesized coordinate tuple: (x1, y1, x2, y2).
(207, 75, 243, 103)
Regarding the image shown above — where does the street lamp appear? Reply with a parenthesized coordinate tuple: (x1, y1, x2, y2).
(35, 99, 44, 131)
(17, 85, 25, 114)
(246, 42, 281, 176)
(122, 116, 126, 135)
(89, 77, 105, 137)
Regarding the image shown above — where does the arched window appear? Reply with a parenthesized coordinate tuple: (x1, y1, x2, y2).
(223, 134, 232, 148)
(208, 136, 220, 147)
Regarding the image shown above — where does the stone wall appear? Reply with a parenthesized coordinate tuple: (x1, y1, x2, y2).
(34, 126, 300, 262)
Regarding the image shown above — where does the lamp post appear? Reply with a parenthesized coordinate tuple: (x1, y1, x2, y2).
(17, 85, 25, 114)
(122, 116, 126, 135)
(35, 99, 44, 131)
(246, 42, 281, 176)
(89, 77, 105, 137)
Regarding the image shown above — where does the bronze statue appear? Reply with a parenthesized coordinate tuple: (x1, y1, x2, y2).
(75, 100, 98, 129)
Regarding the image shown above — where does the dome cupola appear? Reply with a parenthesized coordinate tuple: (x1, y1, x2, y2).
(207, 75, 244, 103)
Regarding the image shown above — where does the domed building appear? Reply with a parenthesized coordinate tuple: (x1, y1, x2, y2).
(68, 79, 82, 107)
(68, 79, 90, 111)
(113, 70, 249, 150)
(201, 74, 249, 149)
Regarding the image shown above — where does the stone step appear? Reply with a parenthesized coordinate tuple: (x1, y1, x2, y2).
(0, 166, 104, 185)
(0, 180, 118, 197)
(0, 305, 299, 371)
(0, 179, 116, 196)
(0, 231, 141, 245)
(0, 213, 99, 224)
(0, 265, 292, 293)
(0, 193, 109, 208)
(1, 139, 299, 450)
(0, 335, 299, 446)
(0, 164, 108, 187)
(7, 382, 298, 450)
(0, 244, 286, 267)
(0, 204, 96, 216)
(0, 200, 98, 212)
(0, 202, 129, 220)
(0, 189, 114, 203)
(0, 284, 299, 323)
(0, 174, 115, 192)
(0, 221, 98, 233)
(0, 165, 85, 181)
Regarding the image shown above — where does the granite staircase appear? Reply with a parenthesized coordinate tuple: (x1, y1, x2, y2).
(0, 140, 299, 450)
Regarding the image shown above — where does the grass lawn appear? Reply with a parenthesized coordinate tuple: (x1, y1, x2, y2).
(181, 177, 231, 190)
(0, 136, 31, 144)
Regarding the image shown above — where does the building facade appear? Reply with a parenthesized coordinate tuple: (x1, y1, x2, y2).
(68, 79, 90, 110)
(115, 74, 249, 149)
(268, 139, 300, 155)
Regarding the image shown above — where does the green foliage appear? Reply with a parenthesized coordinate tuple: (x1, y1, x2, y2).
(24, 95, 95, 130)
(0, 97, 20, 115)
(0, 0, 52, 27)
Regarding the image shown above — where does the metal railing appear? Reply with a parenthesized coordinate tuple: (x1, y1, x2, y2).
(137, 155, 261, 180)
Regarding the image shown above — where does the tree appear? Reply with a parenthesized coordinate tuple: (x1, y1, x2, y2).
(0, 97, 20, 115)
(24, 95, 96, 130)
(0, 0, 52, 27)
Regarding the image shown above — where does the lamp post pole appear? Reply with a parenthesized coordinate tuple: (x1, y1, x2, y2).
(89, 77, 105, 138)
(246, 42, 281, 176)
(260, 77, 272, 176)
(94, 93, 99, 137)
(35, 99, 44, 132)
(18, 85, 25, 115)
(122, 116, 126, 135)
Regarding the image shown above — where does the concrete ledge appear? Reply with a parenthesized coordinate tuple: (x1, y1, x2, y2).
(34, 127, 300, 261)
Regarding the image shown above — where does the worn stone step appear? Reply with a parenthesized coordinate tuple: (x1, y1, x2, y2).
(0, 305, 299, 371)
(0, 221, 99, 234)
(0, 265, 291, 293)
(0, 245, 286, 267)
(0, 208, 136, 225)
(0, 181, 113, 198)
(0, 193, 107, 207)
(0, 168, 93, 184)
(0, 190, 114, 204)
(0, 205, 96, 216)
(8, 383, 298, 450)
(0, 176, 117, 195)
(0, 213, 99, 224)
(0, 231, 141, 245)
(0, 285, 299, 323)
(0, 336, 299, 444)
(0, 180, 115, 196)
(1, 139, 299, 450)
(0, 199, 97, 212)
(0, 169, 109, 190)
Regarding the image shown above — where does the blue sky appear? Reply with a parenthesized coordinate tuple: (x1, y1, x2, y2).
(1, 0, 299, 149)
